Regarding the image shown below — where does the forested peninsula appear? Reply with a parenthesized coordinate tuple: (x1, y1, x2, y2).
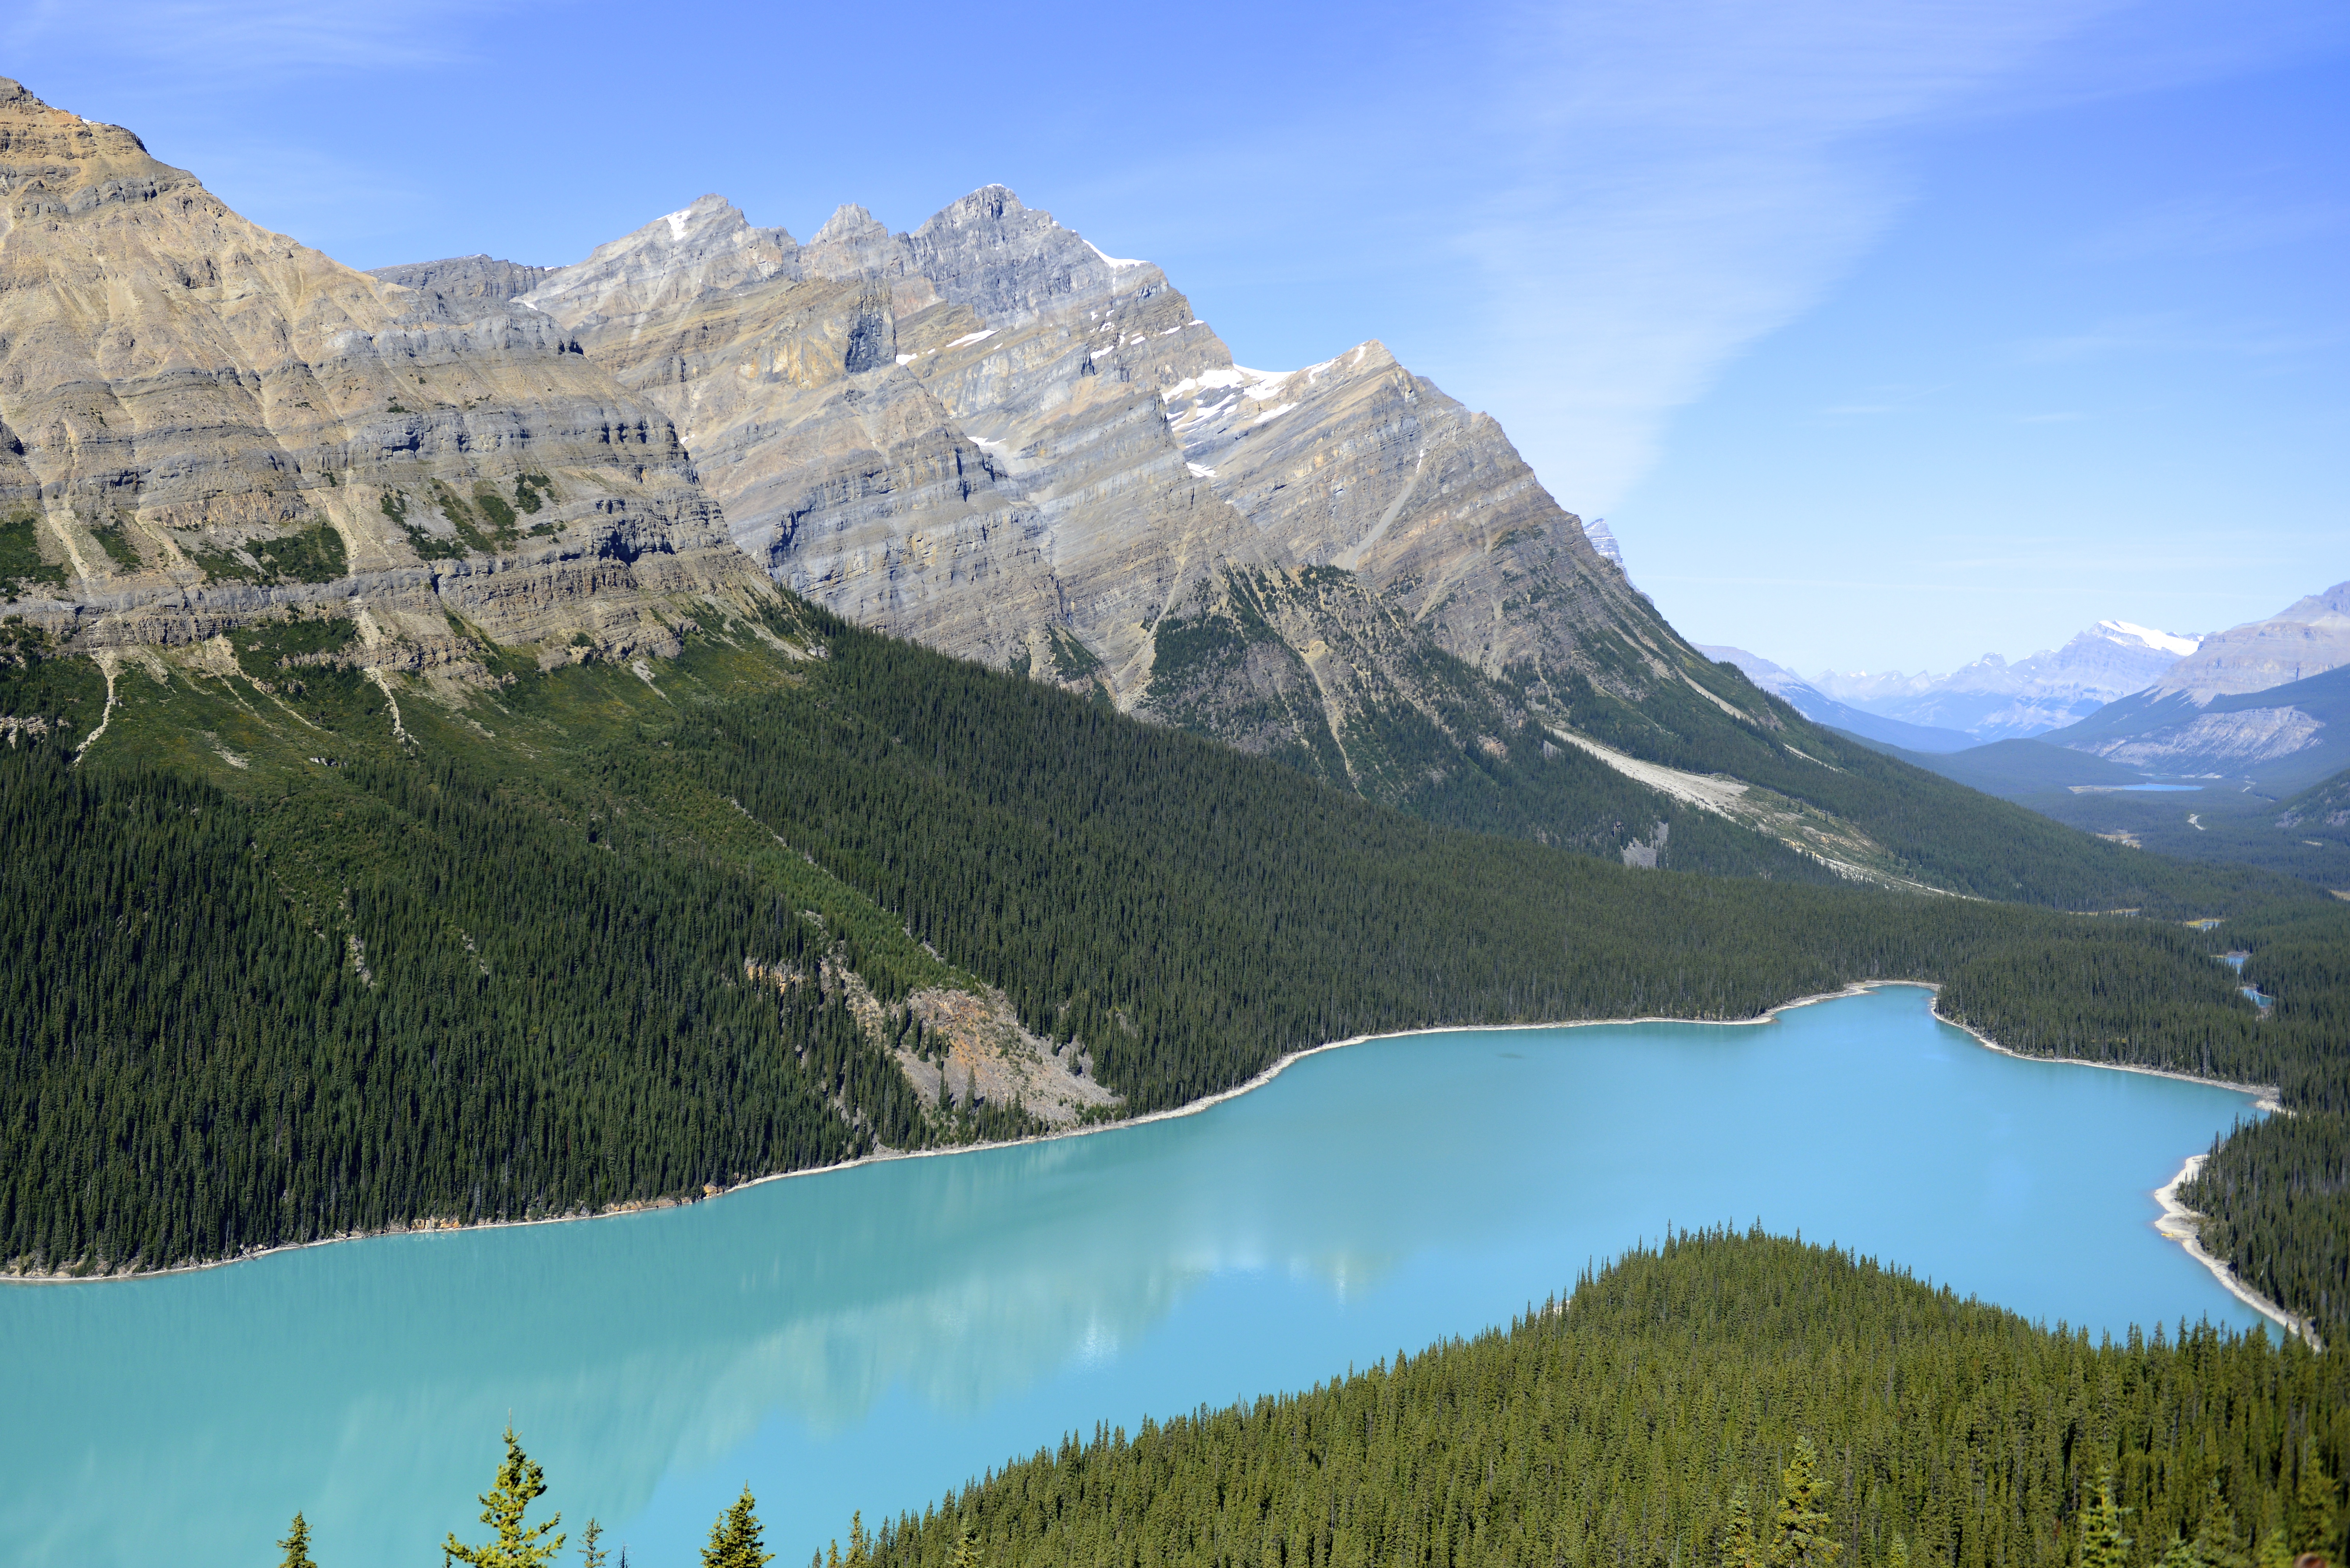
(312, 1232, 2346, 1568)
(852, 1232, 2348, 1568)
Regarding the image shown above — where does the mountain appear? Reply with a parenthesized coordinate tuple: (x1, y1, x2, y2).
(2044, 662, 2350, 790)
(2033, 587, 2350, 791)
(363, 192, 2268, 895)
(2140, 581, 2350, 701)
(1698, 646, 1977, 752)
(0, 72, 2310, 906)
(5, 78, 2348, 1346)
(478, 191, 1670, 748)
(0, 78, 768, 669)
(1811, 620, 2203, 742)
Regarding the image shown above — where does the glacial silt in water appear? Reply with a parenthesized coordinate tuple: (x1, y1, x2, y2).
(0, 985, 2271, 1568)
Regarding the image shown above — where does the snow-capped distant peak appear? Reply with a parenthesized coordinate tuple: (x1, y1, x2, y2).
(2096, 620, 2201, 657)
(1581, 516, 1626, 569)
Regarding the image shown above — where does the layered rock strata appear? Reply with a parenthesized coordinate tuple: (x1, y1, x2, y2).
(481, 186, 1696, 791)
(0, 80, 772, 668)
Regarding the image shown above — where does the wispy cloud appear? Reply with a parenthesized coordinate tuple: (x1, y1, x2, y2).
(1394, 0, 2345, 511)
(1417, 0, 2155, 506)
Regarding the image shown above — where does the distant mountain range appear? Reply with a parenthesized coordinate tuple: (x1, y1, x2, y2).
(1808, 621, 2204, 742)
(1719, 583, 2350, 887)
(1695, 648, 1980, 753)
(1722, 584, 2349, 786)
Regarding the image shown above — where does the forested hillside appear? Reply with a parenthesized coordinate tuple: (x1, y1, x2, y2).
(850, 1231, 2346, 1568)
(6, 597, 2347, 1309)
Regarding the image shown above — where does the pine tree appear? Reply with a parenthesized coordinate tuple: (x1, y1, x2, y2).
(1771, 1438, 1843, 1568)
(2260, 1495, 2295, 1568)
(279, 1511, 318, 1568)
(2197, 1479, 2252, 1568)
(1726, 1488, 1762, 1568)
(581, 1519, 608, 1568)
(946, 1526, 984, 1568)
(445, 1427, 566, 1568)
(1887, 1535, 1911, 1568)
(2300, 1448, 2342, 1561)
(703, 1486, 776, 1568)
(2080, 1473, 2133, 1568)
(821, 1511, 873, 1568)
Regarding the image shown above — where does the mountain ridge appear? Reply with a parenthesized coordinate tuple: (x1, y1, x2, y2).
(0, 77, 771, 676)
(1809, 619, 2203, 741)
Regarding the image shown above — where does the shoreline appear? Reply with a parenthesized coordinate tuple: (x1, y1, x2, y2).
(2152, 1154, 2323, 1350)
(0, 981, 1890, 1287)
(0, 981, 2291, 1304)
(1916, 990, 2314, 1346)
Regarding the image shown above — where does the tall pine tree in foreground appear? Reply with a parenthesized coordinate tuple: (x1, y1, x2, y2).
(704, 1486, 775, 1568)
(445, 1428, 565, 1568)
(278, 1511, 318, 1568)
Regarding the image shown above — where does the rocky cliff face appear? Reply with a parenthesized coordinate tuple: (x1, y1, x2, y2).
(481, 185, 1692, 796)
(0, 80, 772, 670)
(2146, 583, 2350, 702)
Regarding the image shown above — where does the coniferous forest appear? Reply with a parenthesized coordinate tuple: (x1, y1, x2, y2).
(843, 1232, 2347, 1568)
(2, 597, 2346, 1347)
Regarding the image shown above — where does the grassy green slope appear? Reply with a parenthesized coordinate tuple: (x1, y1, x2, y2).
(852, 1230, 2347, 1568)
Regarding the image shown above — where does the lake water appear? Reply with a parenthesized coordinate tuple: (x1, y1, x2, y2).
(0, 986, 2272, 1568)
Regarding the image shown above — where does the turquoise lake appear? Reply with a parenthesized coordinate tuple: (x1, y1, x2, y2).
(0, 984, 2274, 1568)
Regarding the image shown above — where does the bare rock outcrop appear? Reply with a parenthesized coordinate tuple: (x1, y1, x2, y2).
(501, 184, 1687, 760)
(0, 79, 774, 666)
(2148, 582, 2350, 702)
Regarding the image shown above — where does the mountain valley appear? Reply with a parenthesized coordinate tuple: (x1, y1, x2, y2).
(1, 75, 2346, 1359)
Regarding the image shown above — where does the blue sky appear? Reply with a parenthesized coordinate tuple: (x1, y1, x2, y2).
(6, 0, 2344, 674)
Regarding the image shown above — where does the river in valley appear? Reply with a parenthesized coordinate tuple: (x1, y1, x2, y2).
(0, 985, 2274, 1568)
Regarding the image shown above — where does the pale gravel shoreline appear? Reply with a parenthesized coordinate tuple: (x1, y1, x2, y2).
(1907, 986, 2315, 1348)
(1, 978, 2305, 1331)
(2152, 1154, 2323, 1350)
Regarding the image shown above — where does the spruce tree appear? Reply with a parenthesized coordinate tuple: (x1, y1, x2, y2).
(2080, 1474, 2132, 1568)
(703, 1486, 775, 1568)
(445, 1428, 566, 1568)
(279, 1511, 318, 1568)
(2197, 1479, 2252, 1568)
(2260, 1496, 2295, 1568)
(1725, 1488, 1762, 1568)
(1771, 1438, 1843, 1568)
(2300, 1449, 2342, 1561)
(581, 1519, 607, 1568)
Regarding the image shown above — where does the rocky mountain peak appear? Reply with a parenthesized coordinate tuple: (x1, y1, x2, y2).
(813, 203, 887, 243)
(902, 186, 1145, 325)
(368, 254, 557, 314)
(0, 76, 192, 221)
(2150, 579, 2350, 702)
(0, 79, 769, 669)
(520, 194, 794, 329)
